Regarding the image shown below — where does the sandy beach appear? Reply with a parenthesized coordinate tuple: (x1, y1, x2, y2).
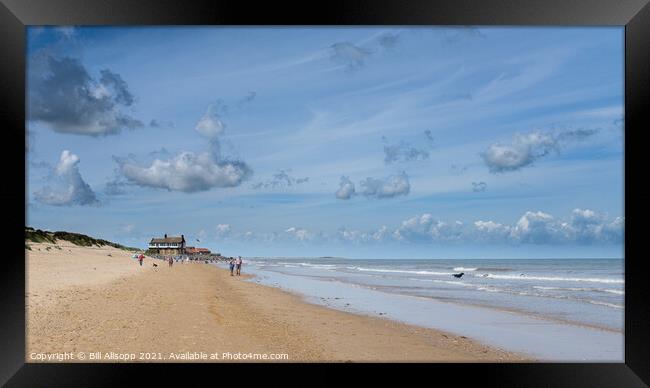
(26, 242, 524, 362)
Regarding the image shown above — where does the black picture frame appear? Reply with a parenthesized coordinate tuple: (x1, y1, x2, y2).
(1, 0, 648, 386)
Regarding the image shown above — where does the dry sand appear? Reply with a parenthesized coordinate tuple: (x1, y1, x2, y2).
(26, 242, 525, 362)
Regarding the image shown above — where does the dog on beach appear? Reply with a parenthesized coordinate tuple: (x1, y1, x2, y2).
(152, 263, 158, 271)
(452, 272, 464, 278)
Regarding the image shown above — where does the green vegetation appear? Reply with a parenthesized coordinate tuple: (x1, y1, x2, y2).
(25, 227, 140, 251)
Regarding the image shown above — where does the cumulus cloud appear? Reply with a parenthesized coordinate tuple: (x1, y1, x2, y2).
(472, 182, 487, 192)
(335, 176, 356, 200)
(28, 55, 143, 136)
(389, 209, 623, 245)
(337, 225, 390, 244)
(338, 228, 368, 243)
(329, 42, 372, 71)
(215, 224, 231, 237)
(115, 103, 252, 193)
(472, 220, 512, 242)
(393, 213, 435, 242)
(285, 227, 313, 241)
(360, 172, 410, 199)
(482, 129, 598, 173)
(116, 152, 252, 193)
(393, 213, 464, 243)
(504, 209, 624, 244)
(390, 209, 623, 245)
(482, 131, 558, 173)
(193, 208, 622, 246)
(34, 150, 99, 206)
(195, 103, 226, 140)
(510, 211, 561, 244)
(560, 209, 624, 243)
(251, 170, 309, 190)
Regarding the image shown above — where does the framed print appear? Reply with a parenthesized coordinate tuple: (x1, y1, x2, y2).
(1, 0, 648, 386)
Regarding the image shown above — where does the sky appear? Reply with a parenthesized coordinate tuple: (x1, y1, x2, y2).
(25, 26, 625, 259)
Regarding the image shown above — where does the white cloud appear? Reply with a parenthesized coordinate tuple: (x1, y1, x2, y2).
(34, 150, 99, 206)
(473, 220, 511, 242)
(393, 214, 464, 243)
(117, 152, 251, 193)
(335, 176, 356, 199)
(560, 209, 624, 243)
(482, 131, 557, 173)
(285, 227, 313, 241)
(338, 228, 368, 243)
(482, 129, 598, 173)
(116, 103, 252, 193)
(215, 224, 231, 237)
(172, 209, 623, 247)
(28, 55, 143, 136)
(371, 225, 390, 241)
(391, 209, 623, 245)
(360, 172, 410, 199)
(510, 211, 560, 243)
(195, 103, 226, 139)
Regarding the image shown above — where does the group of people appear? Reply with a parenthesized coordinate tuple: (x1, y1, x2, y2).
(136, 253, 243, 276)
(229, 256, 243, 276)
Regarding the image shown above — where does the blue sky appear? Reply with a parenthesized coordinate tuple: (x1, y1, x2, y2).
(26, 26, 624, 259)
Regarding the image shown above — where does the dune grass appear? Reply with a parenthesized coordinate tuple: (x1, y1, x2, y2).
(25, 227, 140, 251)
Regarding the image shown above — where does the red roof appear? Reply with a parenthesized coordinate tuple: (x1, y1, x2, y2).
(188, 247, 211, 253)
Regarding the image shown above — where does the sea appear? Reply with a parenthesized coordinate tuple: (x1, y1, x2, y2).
(227, 257, 624, 360)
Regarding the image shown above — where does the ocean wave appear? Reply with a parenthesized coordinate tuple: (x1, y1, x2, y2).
(408, 278, 472, 286)
(277, 262, 337, 269)
(353, 267, 454, 276)
(482, 273, 623, 284)
(474, 286, 624, 309)
(476, 286, 501, 292)
(533, 286, 625, 295)
(587, 300, 624, 309)
(453, 267, 477, 271)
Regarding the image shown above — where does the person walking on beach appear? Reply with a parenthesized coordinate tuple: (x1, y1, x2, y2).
(168, 256, 173, 268)
(235, 256, 243, 276)
(138, 254, 144, 266)
(229, 258, 235, 276)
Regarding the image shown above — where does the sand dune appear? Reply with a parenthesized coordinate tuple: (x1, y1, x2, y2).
(26, 243, 524, 362)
